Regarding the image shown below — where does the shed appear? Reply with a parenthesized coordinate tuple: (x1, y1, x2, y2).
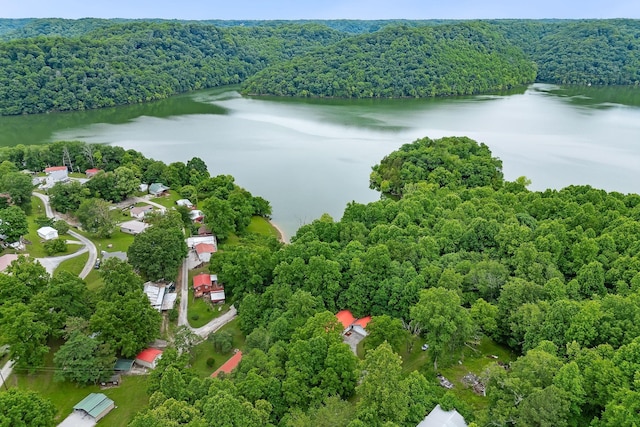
(101, 373, 121, 386)
(189, 209, 204, 222)
(210, 283, 226, 304)
(211, 350, 243, 378)
(120, 220, 149, 235)
(113, 359, 134, 372)
(144, 282, 166, 311)
(176, 199, 193, 208)
(37, 226, 59, 241)
(135, 348, 163, 369)
(417, 404, 467, 427)
(73, 393, 115, 422)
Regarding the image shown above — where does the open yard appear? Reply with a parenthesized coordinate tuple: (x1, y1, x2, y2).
(247, 216, 281, 239)
(22, 196, 82, 258)
(189, 319, 246, 377)
(56, 251, 89, 277)
(8, 342, 148, 426)
(150, 191, 180, 209)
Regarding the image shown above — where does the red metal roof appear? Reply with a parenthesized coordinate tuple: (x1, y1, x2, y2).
(211, 351, 243, 378)
(336, 310, 356, 329)
(85, 168, 101, 174)
(45, 166, 67, 172)
(195, 243, 216, 254)
(193, 273, 212, 289)
(135, 348, 163, 363)
(353, 316, 372, 329)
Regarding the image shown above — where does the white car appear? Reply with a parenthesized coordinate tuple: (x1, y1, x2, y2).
(421, 343, 429, 351)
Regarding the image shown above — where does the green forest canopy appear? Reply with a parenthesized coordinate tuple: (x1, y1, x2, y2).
(0, 18, 639, 115)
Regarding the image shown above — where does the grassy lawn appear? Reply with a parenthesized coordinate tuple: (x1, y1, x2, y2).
(9, 342, 148, 426)
(84, 269, 104, 291)
(76, 228, 135, 254)
(150, 191, 180, 209)
(23, 197, 83, 258)
(247, 216, 281, 239)
(186, 265, 229, 327)
(399, 335, 516, 412)
(189, 319, 246, 377)
(56, 251, 89, 276)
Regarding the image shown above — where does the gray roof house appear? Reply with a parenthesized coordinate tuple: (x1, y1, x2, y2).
(120, 220, 150, 235)
(148, 183, 169, 196)
(417, 404, 467, 427)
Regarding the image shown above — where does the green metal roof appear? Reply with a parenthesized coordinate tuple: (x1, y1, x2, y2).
(73, 393, 114, 418)
(114, 358, 134, 371)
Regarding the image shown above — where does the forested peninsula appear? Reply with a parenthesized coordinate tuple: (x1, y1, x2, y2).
(0, 18, 640, 115)
(241, 23, 537, 98)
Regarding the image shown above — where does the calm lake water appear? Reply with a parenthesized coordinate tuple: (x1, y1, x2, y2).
(2, 83, 640, 239)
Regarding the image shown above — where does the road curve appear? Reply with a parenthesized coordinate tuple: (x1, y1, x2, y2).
(32, 192, 98, 279)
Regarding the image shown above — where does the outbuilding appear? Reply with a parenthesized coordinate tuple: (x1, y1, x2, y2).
(176, 199, 193, 208)
(73, 393, 115, 422)
(135, 348, 163, 369)
(37, 226, 59, 241)
(195, 242, 216, 263)
(417, 404, 467, 427)
(120, 220, 149, 235)
(149, 183, 169, 196)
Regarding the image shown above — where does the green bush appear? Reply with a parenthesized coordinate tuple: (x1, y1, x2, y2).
(44, 238, 67, 255)
(52, 220, 70, 235)
(206, 357, 216, 368)
(168, 308, 178, 322)
(191, 314, 200, 321)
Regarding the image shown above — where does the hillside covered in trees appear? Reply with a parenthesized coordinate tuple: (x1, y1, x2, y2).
(241, 23, 537, 98)
(0, 18, 639, 113)
(0, 22, 344, 115)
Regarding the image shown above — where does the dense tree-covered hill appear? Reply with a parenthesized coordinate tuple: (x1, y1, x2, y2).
(533, 19, 640, 85)
(241, 23, 537, 98)
(0, 22, 345, 115)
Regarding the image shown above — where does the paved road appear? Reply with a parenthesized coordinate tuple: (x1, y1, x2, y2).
(178, 257, 189, 327)
(32, 192, 97, 279)
(192, 306, 237, 339)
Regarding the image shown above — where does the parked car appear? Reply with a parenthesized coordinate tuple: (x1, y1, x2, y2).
(94, 259, 101, 269)
(422, 343, 429, 351)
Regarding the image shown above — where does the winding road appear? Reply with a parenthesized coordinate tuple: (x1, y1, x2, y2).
(32, 192, 98, 279)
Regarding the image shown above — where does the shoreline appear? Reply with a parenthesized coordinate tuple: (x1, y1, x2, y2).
(269, 219, 288, 244)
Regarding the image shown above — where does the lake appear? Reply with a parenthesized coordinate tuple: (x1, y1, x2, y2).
(2, 83, 640, 239)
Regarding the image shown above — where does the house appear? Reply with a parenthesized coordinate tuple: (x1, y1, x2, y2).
(0, 254, 19, 272)
(148, 183, 169, 196)
(176, 199, 193, 208)
(211, 350, 243, 378)
(417, 404, 467, 427)
(210, 278, 226, 304)
(189, 209, 204, 222)
(44, 166, 69, 188)
(195, 242, 216, 263)
(135, 348, 163, 369)
(141, 281, 177, 311)
(85, 168, 102, 178)
(72, 393, 115, 422)
(130, 205, 154, 220)
(193, 273, 214, 298)
(336, 310, 371, 355)
(37, 226, 58, 241)
(186, 235, 217, 250)
(144, 282, 166, 311)
(120, 220, 149, 235)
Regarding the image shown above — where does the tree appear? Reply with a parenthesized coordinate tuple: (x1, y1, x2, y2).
(209, 330, 234, 354)
(2, 303, 50, 372)
(0, 171, 33, 212)
(201, 195, 236, 241)
(0, 389, 56, 427)
(43, 238, 67, 255)
(363, 315, 408, 354)
(410, 287, 473, 370)
(355, 342, 409, 426)
(114, 166, 141, 201)
(0, 205, 28, 242)
(5, 256, 49, 294)
(53, 332, 115, 384)
(173, 325, 202, 357)
(48, 180, 89, 213)
(52, 219, 69, 235)
(98, 258, 143, 301)
(90, 290, 161, 358)
(127, 224, 187, 281)
(76, 198, 115, 237)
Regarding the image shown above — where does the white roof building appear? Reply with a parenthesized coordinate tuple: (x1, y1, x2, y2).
(37, 226, 59, 241)
(176, 199, 193, 208)
(186, 235, 217, 249)
(120, 220, 149, 235)
(417, 405, 467, 427)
